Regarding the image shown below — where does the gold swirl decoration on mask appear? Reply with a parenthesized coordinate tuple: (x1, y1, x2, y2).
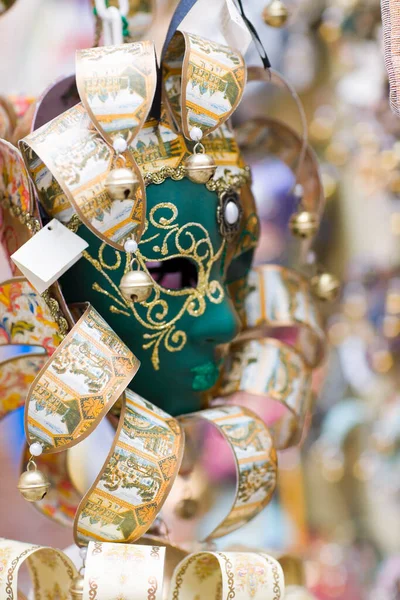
(82, 198, 229, 370)
(0, 538, 77, 600)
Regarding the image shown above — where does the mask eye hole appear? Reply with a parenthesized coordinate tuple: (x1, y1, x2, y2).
(146, 257, 198, 291)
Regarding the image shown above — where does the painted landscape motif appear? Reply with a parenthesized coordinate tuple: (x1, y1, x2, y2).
(77, 42, 157, 145)
(181, 405, 277, 539)
(163, 32, 245, 136)
(76, 389, 183, 544)
(27, 307, 139, 452)
(22, 104, 146, 248)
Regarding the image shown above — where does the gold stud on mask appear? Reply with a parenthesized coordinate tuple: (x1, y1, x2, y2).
(184, 127, 217, 184)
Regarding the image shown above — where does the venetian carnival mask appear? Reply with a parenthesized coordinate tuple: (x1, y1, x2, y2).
(18, 33, 258, 416)
(0, 11, 329, 566)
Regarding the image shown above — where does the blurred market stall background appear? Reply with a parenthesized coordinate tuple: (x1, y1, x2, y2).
(0, 1, 399, 598)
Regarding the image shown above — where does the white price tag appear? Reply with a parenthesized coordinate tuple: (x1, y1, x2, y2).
(11, 219, 88, 294)
(179, 0, 252, 55)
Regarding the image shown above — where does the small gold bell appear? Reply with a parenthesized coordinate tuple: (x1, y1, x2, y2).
(105, 167, 139, 201)
(119, 269, 154, 303)
(311, 272, 340, 302)
(69, 574, 85, 600)
(184, 152, 217, 184)
(174, 497, 199, 520)
(17, 465, 50, 502)
(289, 211, 318, 239)
(262, 0, 289, 27)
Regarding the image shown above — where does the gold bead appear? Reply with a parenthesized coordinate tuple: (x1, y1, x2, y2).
(105, 167, 139, 201)
(69, 574, 85, 600)
(289, 211, 318, 238)
(184, 152, 217, 184)
(174, 497, 199, 520)
(262, 0, 289, 27)
(119, 269, 154, 303)
(17, 467, 50, 502)
(311, 272, 340, 302)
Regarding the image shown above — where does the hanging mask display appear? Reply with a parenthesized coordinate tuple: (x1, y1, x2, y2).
(0, 1, 335, 595)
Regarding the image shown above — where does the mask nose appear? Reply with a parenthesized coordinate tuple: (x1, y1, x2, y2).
(188, 294, 241, 345)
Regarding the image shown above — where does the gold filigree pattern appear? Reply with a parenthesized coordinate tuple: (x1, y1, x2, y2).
(83, 199, 227, 370)
(79, 169, 250, 370)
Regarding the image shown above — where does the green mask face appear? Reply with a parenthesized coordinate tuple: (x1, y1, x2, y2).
(60, 175, 258, 416)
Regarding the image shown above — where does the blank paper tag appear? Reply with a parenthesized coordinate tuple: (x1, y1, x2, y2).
(179, 0, 252, 55)
(11, 219, 88, 294)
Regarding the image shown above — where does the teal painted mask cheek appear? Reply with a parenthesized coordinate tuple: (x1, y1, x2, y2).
(60, 178, 244, 416)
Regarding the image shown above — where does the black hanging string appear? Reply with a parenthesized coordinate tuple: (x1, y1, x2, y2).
(150, 63, 162, 121)
(234, 0, 271, 69)
(151, 0, 199, 120)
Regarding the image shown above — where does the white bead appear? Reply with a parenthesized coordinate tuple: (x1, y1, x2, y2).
(113, 137, 128, 154)
(293, 183, 304, 199)
(29, 442, 43, 457)
(79, 546, 88, 560)
(225, 201, 240, 225)
(124, 238, 138, 253)
(189, 126, 203, 142)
